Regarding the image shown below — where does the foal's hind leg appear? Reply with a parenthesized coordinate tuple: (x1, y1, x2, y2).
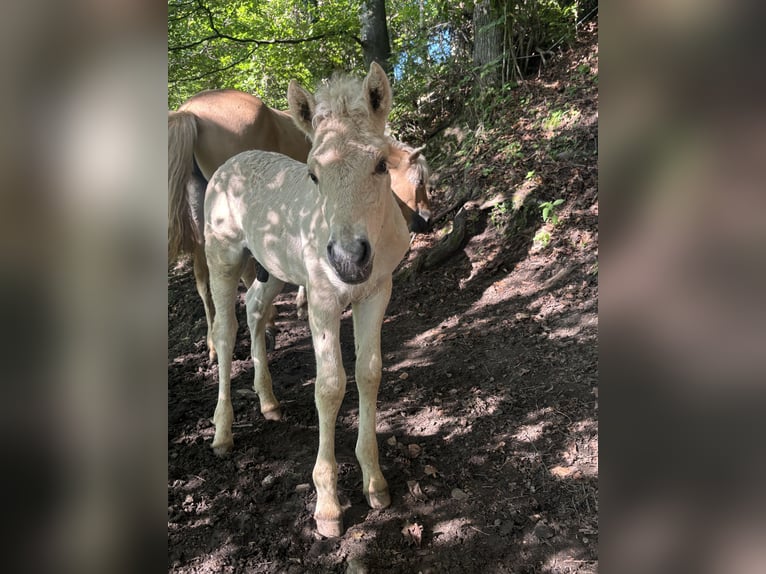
(245, 276, 285, 421)
(295, 286, 308, 320)
(208, 251, 246, 455)
(242, 258, 278, 352)
(192, 244, 217, 362)
(352, 278, 393, 510)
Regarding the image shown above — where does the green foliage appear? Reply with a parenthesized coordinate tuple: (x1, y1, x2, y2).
(168, 0, 361, 109)
(490, 200, 510, 231)
(540, 198, 565, 225)
(534, 198, 564, 247)
(168, 0, 594, 141)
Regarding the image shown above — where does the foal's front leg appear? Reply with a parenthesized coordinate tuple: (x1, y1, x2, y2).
(352, 278, 393, 510)
(307, 301, 346, 537)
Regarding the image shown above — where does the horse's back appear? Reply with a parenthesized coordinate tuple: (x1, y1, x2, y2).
(179, 89, 310, 178)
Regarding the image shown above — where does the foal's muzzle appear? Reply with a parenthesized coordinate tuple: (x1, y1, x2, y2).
(327, 237, 373, 284)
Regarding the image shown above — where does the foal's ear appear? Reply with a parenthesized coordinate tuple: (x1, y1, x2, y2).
(287, 80, 316, 136)
(363, 62, 392, 134)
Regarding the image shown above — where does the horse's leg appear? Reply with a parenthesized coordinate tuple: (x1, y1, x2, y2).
(208, 252, 245, 456)
(352, 277, 393, 510)
(307, 297, 346, 537)
(241, 258, 278, 352)
(192, 244, 216, 362)
(245, 276, 284, 421)
(295, 286, 308, 320)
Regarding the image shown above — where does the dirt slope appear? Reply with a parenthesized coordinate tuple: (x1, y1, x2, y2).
(169, 22, 598, 574)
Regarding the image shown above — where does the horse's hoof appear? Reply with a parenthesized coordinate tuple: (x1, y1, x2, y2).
(262, 406, 282, 421)
(315, 516, 343, 538)
(365, 489, 391, 510)
(265, 328, 276, 353)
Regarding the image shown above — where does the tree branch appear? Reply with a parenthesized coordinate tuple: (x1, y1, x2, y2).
(168, 46, 257, 84)
(168, 0, 358, 52)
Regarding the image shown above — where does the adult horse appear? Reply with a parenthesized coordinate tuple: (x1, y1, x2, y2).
(169, 88, 431, 360)
(205, 63, 409, 537)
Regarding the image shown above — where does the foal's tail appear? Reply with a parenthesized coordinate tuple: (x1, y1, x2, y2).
(168, 110, 202, 262)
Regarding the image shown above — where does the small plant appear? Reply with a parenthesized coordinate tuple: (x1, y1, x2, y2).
(543, 109, 567, 131)
(540, 198, 565, 225)
(500, 141, 523, 161)
(490, 201, 510, 231)
(534, 198, 564, 247)
(534, 230, 552, 247)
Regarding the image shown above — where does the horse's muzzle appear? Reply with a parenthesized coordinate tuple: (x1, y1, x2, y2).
(410, 209, 432, 234)
(327, 237, 372, 284)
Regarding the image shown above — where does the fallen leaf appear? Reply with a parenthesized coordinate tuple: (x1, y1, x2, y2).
(407, 444, 422, 459)
(398, 372, 409, 380)
(424, 465, 438, 477)
(407, 480, 425, 500)
(386, 436, 398, 447)
(401, 521, 423, 547)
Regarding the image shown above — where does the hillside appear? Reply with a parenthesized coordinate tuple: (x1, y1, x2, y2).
(169, 21, 598, 574)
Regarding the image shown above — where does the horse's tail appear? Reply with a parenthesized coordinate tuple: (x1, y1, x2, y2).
(168, 110, 202, 261)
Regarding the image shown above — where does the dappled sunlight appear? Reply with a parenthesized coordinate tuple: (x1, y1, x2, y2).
(169, 16, 598, 572)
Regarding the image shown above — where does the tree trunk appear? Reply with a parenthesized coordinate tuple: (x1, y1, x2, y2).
(473, 0, 503, 87)
(360, 0, 392, 73)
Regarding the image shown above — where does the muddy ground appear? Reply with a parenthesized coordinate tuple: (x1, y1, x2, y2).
(169, 23, 598, 574)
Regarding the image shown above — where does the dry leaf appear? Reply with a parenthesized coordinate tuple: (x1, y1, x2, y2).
(407, 444, 422, 459)
(407, 480, 425, 500)
(401, 521, 423, 547)
(424, 464, 438, 477)
(398, 372, 409, 380)
(386, 436, 398, 447)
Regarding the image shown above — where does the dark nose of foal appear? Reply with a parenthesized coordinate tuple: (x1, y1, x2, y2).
(327, 237, 372, 284)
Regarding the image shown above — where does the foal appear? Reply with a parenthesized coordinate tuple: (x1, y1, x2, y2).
(204, 63, 410, 537)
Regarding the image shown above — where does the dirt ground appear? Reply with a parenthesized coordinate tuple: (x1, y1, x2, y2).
(168, 23, 598, 574)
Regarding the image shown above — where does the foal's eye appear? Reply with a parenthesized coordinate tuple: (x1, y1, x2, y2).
(308, 171, 318, 184)
(374, 159, 388, 175)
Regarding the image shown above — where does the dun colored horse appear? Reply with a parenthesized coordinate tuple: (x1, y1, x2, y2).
(204, 63, 410, 536)
(169, 88, 431, 360)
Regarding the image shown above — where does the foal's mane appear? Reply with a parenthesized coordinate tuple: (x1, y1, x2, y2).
(312, 73, 372, 129)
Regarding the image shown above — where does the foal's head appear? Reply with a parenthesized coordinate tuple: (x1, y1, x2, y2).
(288, 62, 396, 285)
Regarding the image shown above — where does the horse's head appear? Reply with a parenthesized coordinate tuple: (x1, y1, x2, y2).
(389, 142, 433, 233)
(288, 62, 398, 285)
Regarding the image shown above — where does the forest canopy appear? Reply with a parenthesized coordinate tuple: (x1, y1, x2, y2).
(168, 0, 596, 135)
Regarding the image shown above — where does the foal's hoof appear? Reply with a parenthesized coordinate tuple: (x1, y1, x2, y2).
(261, 406, 282, 421)
(265, 328, 276, 353)
(365, 489, 391, 510)
(211, 440, 233, 457)
(315, 516, 344, 538)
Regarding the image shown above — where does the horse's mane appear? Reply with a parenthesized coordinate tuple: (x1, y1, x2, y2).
(313, 73, 372, 129)
(388, 138, 431, 180)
